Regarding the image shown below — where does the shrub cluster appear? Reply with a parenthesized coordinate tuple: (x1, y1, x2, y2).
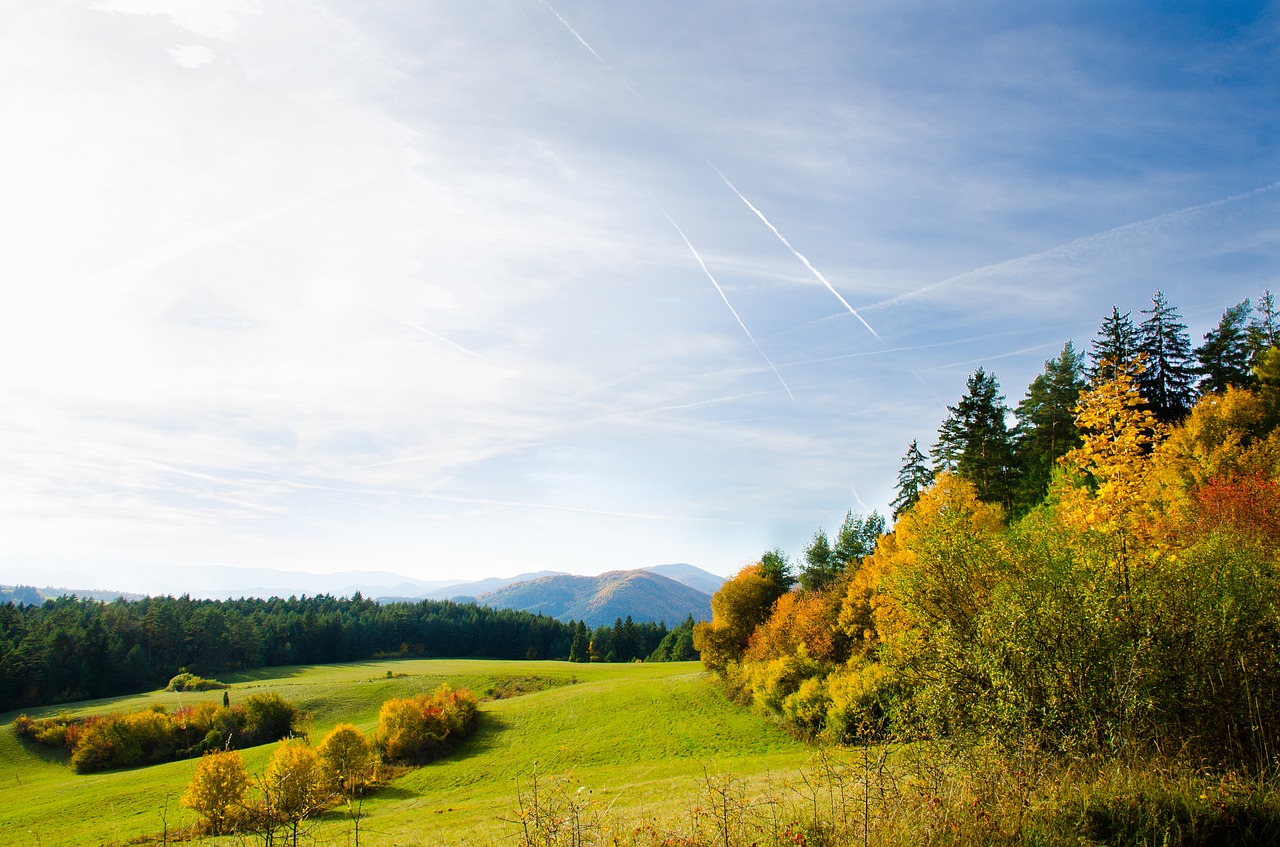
(14, 691, 300, 773)
(375, 685, 478, 763)
(166, 671, 229, 691)
(700, 375, 1280, 769)
(184, 725, 377, 839)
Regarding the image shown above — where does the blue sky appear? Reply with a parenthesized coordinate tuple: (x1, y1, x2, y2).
(0, 1, 1277, 589)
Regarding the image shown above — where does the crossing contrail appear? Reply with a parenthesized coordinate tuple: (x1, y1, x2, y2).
(713, 168, 883, 343)
(657, 204, 795, 401)
(534, 0, 881, 346)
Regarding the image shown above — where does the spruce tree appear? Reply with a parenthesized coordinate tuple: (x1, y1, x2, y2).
(1137, 290, 1196, 422)
(1013, 341, 1087, 512)
(1195, 299, 1253, 393)
(891, 439, 933, 520)
(933, 368, 1014, 511)
(1088, 306, 1139, 384)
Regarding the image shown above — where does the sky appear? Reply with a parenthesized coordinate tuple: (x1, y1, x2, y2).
(0, 1, 1278, 590)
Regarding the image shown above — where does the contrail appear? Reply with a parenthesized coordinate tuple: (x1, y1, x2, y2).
(862, 179, 1280, 314)
(536, 0, 642, 100)
(657, 204, 795, 401)
(399, 320, 486, 360)
(714, 167, 883, 344)
(534, 0, 881, 346)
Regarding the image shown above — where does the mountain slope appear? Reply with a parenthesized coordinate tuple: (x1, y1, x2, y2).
(476, 570, 712, 627)
(643, 563, 725, 595)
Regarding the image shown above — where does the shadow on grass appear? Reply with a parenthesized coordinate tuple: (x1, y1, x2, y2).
(453, 710, 511, 759)
(12, 732, 71, 766)
(224, 665, 313, 683)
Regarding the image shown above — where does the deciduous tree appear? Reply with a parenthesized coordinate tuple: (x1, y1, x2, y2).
(261, 740, 327, 846)
(317, 723, 374, 796)
(182, 749, 248, 835)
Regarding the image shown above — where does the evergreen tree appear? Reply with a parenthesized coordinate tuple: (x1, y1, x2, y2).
(933, 368, 1014, 511)
(799, 528, 836, 592)
(1195, 299, 1254, 393)
(1088, 306, 1140, 384)
(757, 548, 796, 591)
(568, 621, 589, 663)
(1248, 288, 1279, 366)
(1137, 290, 1196, 422)
(1013, 341, 1087, 512)
(890, 439, 933, 520)
(831, 510, 885, 569)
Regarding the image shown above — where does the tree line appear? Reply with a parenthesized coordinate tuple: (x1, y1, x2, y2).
(0, 592, 692, 713)
(696, 288, 1280, 769)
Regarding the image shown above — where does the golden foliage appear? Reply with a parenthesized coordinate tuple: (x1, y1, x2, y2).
(317, 723, 375, 794)
(262, 739, 326, 824)
(181, 749, 248, 835)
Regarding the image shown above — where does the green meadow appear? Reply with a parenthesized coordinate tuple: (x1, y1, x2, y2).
(0, 659, 810, 846)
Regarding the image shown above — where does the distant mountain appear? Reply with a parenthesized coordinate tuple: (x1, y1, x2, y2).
(0, 556, 458, 602)
(475, 570, 712, 628)
(419, 571, 568, 602)
(642, 563, 725, 595)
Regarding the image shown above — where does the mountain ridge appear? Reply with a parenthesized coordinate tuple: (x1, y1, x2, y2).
(474, 569, 714, 628)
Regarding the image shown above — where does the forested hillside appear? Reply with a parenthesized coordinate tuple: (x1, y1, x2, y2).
(0, 593, 687, 712)
(697, 289, 1280, 768)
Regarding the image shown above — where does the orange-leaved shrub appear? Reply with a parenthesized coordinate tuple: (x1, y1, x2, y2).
(375, 685, 477, 763)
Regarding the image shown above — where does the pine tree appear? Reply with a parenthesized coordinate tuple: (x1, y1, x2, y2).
(1013, 341, 1087, 512)
(1195, 299, 1253, 393)
(891, 439, 933, 520)
(1137, 290, 1196, 422)
(1088, 306, 1140, 384)
(933, 368, 1014, 511)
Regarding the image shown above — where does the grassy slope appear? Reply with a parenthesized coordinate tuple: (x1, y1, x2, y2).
(0, 659, 807, 846)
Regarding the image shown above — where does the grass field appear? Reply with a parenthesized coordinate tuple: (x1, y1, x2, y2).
(0, 659, 811, 846)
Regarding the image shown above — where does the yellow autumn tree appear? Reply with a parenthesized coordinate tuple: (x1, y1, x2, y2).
(1055, 358, 1161, 585)
(261, 739, 327, 844)
(182, 749, 248, 835)
(693, 563, 786, 672)
(317, 723, 375, 796)
(869, 472, 1006, 734)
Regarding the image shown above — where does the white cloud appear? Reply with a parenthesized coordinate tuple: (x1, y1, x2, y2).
(168, 44, 215, 68)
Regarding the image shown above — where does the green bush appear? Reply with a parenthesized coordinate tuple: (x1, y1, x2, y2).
(166, 671, 229, 692)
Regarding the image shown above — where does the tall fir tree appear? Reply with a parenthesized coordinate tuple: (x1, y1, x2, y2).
(1088, 306, 1140, 384)
(933, 368, 1014, 511)
(1137, 290, 1196, 422)
(891, 439, 933, 520)
(1248, 288, 1279, 366)
(1013, 341, 1087, 512)
(1195, 299, 1254, 393)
